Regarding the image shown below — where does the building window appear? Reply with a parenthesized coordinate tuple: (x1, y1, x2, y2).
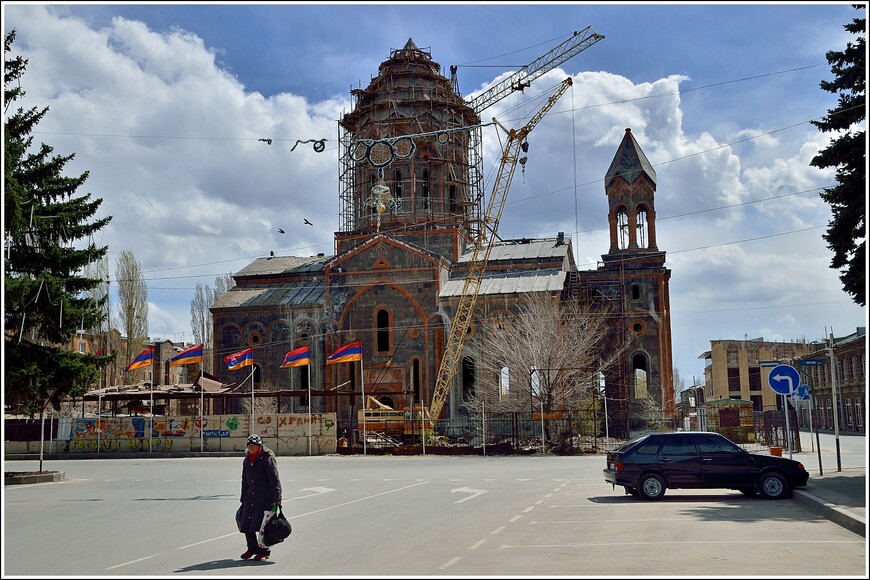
(461, 357, 475, 401)
(748, 367, 761, 391)
(376, 309, 391, 352)
(394, 169, 403, 201)
(632, 353, 648, 399)
(727, 368, 740, 395)
(631, 285, 640, 301)
(411, 357, 421, 403)
(422, 169, 430, 209)
(750, 394, 763, 411)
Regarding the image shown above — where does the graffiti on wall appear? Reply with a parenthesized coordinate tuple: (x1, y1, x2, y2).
(66, 413, 337, 454)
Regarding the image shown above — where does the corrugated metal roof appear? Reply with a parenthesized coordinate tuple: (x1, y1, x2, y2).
(458, 238, 569, 263)
(440, 269, 565, 297)
(212, 281, 325, 309)
(234, 255, 330, 277)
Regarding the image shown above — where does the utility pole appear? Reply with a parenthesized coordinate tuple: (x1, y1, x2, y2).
(827, 328, 842, 472)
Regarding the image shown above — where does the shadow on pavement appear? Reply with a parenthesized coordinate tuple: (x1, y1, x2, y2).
(174, 558, 274, 572)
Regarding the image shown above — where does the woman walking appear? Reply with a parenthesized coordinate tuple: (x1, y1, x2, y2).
(239, 434, 282, 560)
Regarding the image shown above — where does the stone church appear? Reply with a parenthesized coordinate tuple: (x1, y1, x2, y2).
(211, 39, 673, 438)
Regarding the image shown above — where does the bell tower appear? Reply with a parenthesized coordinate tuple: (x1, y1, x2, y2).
(585, 128, 674, 437)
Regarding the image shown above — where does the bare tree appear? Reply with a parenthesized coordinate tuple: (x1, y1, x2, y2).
(190, 273, 233, 373)
(469, 294, 621, 414)
(115, 249, 148, 382)
(82, 255, 123, 386)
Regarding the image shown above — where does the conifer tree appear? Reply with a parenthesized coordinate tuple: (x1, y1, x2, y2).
(810, 5, 866, 306)
(4, 30, 113, 416)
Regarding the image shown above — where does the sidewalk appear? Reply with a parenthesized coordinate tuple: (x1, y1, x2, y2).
(792, 467, 866, 537)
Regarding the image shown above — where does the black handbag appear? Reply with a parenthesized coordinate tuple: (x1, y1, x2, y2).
(235, 504, 244, 532)
(263, 507, 292, 546)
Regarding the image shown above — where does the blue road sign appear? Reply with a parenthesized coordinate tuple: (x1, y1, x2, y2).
(768, 364, 800, 395)
(792, 384, 810, 401)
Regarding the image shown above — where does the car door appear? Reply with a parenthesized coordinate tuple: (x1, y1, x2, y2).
(697, 433, 754, 487)
(657, 434, 701, 487)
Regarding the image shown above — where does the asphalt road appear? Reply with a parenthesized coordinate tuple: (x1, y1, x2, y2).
(3, 440, 866, 577)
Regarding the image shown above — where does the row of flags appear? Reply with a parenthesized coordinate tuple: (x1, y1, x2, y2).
(125, 341, 363, 373)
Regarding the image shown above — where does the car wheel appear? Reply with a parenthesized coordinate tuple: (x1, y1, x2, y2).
(638, 474, 666, 500)
(758, 472, 788, 499)
(737, 488, 757, 496)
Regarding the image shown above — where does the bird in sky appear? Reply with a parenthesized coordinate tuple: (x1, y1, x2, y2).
(304, 219, 313, 226)
(277, 228, 285, 234)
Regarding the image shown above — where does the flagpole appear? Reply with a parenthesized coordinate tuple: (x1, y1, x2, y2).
(250, 361, 255, 437)
(149, 369, 154, 453)
(200, 383, 204, 453)
(361, 358, 366, 456)
(307, 362, 312, 456)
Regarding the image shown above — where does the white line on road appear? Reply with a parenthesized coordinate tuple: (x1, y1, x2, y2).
(105, 553, 161, 570)
(439, 556, 461, 570)
(468, 539, 486, 550)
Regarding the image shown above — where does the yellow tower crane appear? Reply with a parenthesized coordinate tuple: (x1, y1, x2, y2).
(428, 76, 575, 427)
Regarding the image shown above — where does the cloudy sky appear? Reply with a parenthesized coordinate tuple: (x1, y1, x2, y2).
(4, 2, 866, 388)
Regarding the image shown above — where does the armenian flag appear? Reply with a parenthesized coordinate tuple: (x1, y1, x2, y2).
(126, 347, 154, 372)
(281, 346, 310, 368)
(224, 347, 254, 370)
(325, 341, 363, 365)
(169, 343, 204, 367)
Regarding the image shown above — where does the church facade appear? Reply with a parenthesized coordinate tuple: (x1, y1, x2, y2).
(211, 40, 673, 439)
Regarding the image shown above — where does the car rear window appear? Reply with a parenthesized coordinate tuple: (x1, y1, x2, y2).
(634, 439, 661, 455)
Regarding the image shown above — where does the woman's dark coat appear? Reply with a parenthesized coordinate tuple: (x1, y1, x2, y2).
(240, 447, 282, 533)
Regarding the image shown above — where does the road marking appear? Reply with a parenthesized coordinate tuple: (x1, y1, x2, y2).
(439, 556, 461, 570)
(523, 506, 535, 512)
(469, 539, 486, 550)
(105, 553, 161, 570)
(451, 486, 488, 503)
(491, 526, 505, 535)
(295, 486, 336, 499)
(509, 515, 522, 522)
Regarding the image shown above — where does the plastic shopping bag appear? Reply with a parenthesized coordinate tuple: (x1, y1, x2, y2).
(256, 510, 273, 549)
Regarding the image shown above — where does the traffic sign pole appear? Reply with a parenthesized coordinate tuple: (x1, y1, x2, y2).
(768, 365, 800, 457)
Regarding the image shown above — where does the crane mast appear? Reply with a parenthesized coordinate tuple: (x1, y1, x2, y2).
(429, 77, 574, 426)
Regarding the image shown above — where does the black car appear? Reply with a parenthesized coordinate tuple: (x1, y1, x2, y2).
(603, 431, 809, 500)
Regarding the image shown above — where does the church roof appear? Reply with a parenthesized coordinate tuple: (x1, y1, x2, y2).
(456, 236, 571, 263)
(440, 269, 566, 297)
(604, 127, 656, 188)
(211, 282, 325, 309)
(442, 236, 571, 297)
(233, 255, 329, 277)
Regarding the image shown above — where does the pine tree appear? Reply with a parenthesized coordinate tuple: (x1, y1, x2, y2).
(810, 5, 866, 307)
(4, 30, 113, 416)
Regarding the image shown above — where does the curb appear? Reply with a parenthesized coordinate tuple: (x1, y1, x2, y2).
(4, 471, 65, 486)
(792, 488, 866, 537)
